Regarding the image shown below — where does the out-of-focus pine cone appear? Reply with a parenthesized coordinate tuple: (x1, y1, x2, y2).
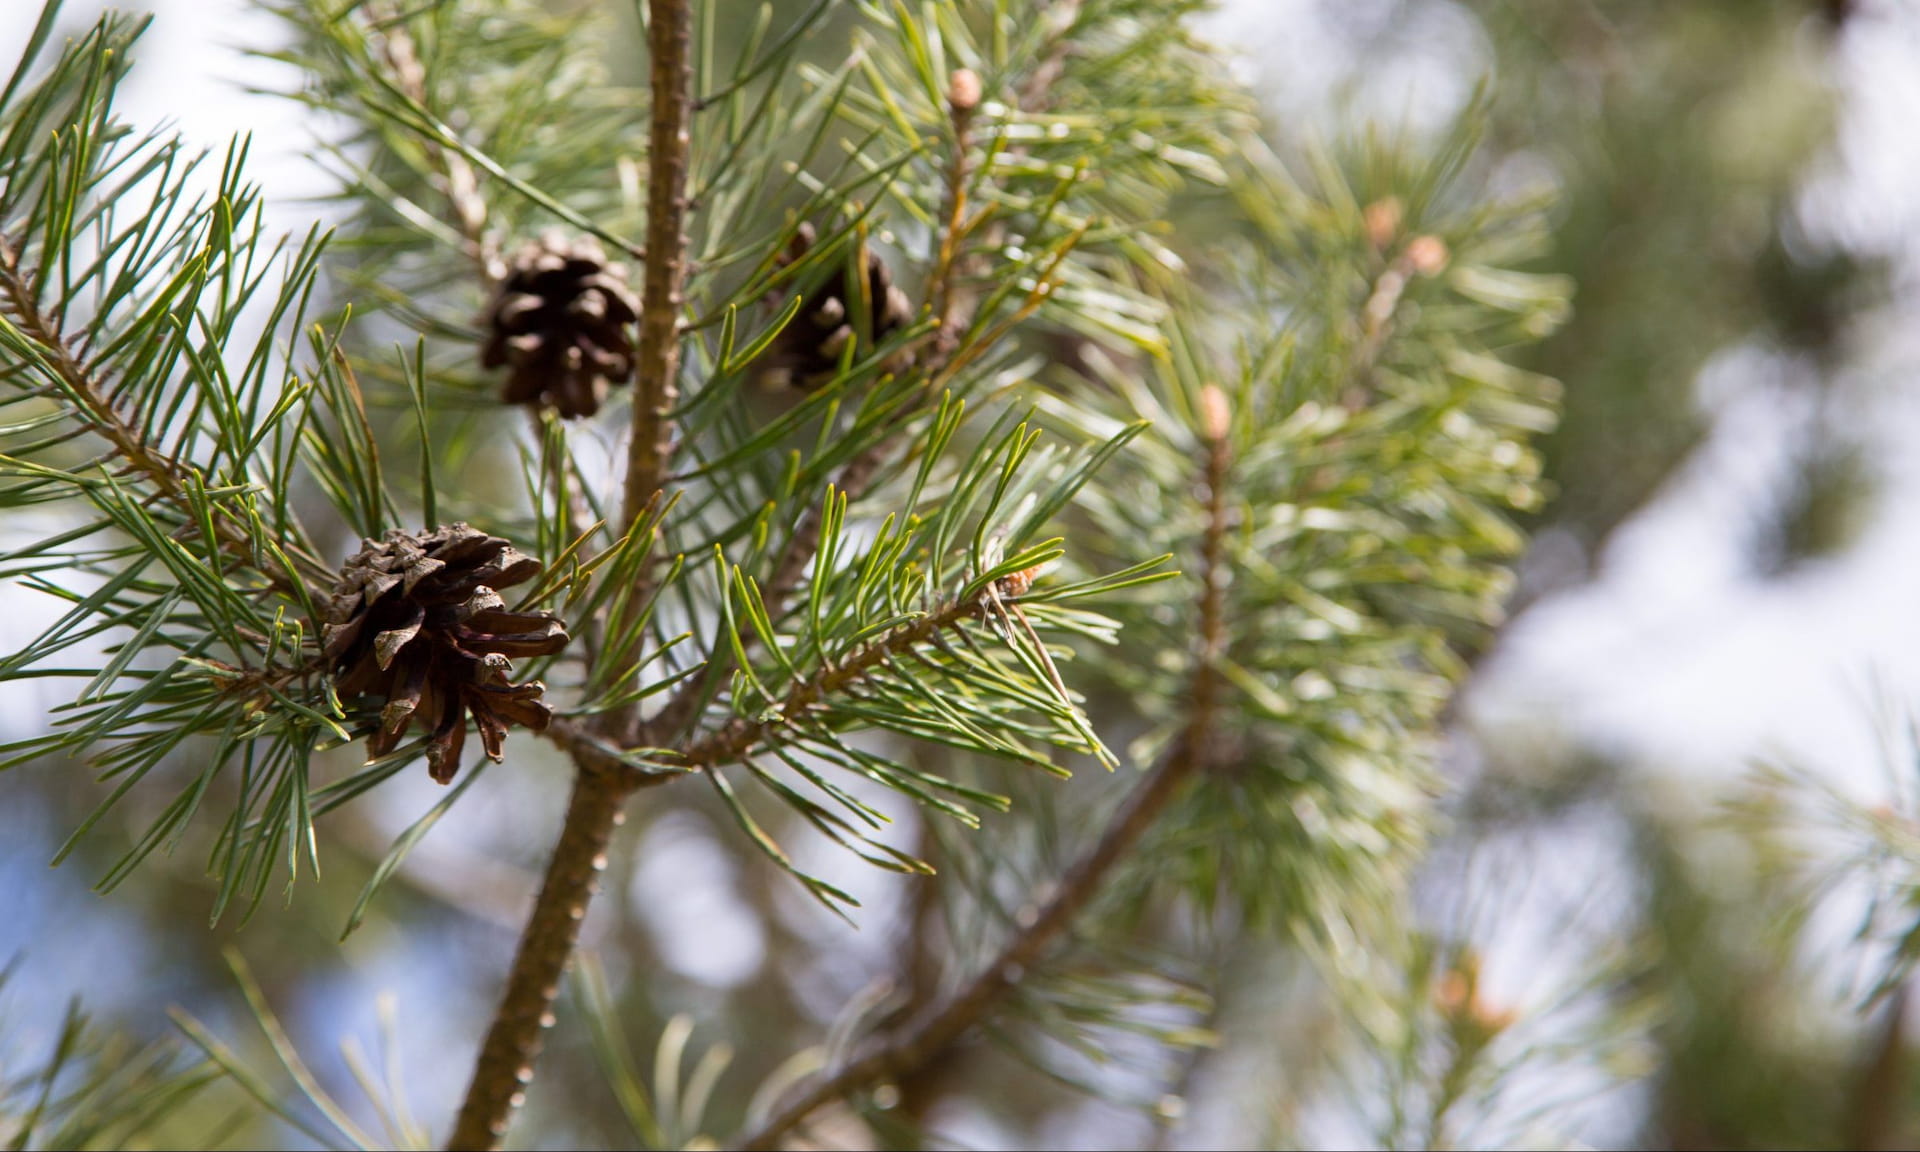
(482, 232, 639, 418)
(322, 524, 569, 783)
(754, 222, 915, 389)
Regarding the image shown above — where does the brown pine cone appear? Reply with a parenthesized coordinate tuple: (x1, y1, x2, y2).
(754, 222, 915, 389)
(482, 232, 639, 418)
(322, 524, 569, 783)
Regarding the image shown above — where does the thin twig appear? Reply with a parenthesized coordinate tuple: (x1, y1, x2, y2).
(370, 2, 498, 281)
(734, 747, 1201, 1150)
(1348, 232, 1447, 410)
(754, 51, 1083, 602)
(734, 387, 1236, 1151)
(667, 589, 990, 778)
(1014, 0, 1080, 115)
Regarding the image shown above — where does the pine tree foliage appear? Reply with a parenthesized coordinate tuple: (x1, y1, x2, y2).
(0, 3, 391, 922)
(1062, 124, 1567, 933)
(0, 967, 222, 1150)
(0, 0, 1661, 1147)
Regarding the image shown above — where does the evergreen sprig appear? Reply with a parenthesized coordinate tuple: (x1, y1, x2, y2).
(0, 4, 388, 920)
(0, 0, 1594, 1148)
(0, 967, 221, 1151)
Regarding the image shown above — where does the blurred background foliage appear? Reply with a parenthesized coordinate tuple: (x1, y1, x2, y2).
(4, 0, 1920, 1150)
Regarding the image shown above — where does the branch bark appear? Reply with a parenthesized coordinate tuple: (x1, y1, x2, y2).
(733, 386, 1236, 1151)
(621, 0, 694, 545)
(445, 766, 634, 1150)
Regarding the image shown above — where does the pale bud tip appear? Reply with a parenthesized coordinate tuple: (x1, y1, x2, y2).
(949, 68, 982, 114)
(1364, 196, 1403, 250)
(1199, 384, 1232, 443)
(1406, 234, 1450, 276)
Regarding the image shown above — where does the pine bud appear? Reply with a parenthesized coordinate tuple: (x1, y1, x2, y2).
(1405, 235, 1450, 276)
(1364, 196, 1404, 250)
(949, 68, 982, 116)
(1199, 384, 1232, 444)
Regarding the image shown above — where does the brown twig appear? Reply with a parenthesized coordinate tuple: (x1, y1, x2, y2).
(734, 747, 1205, 1150)
(620, 0, 694, 549)
(734, 386, 1236, 1151)
(445, 575, 999, 1147)
(1348, 229, 1448, 410)
(610, 0, 696, 754)
(670, 590, 989, 777)
(370, 3, 497, 281)
(1015, 0, 1080, 115)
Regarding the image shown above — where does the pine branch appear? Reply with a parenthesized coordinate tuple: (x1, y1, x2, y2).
(1014, 0, 1081, 116)
(449, 3, 692, 1145)
(735, 750, 1201, 1150)
(0, 233, 327, 600)
(670, 585, 998, 778)
(619, 0, 694, 565)
(734, 387, 1236, 1150)
(758, 50, 1068, 596)
(647, 44, 1080, 747)
(1348, 229, 1447, 408)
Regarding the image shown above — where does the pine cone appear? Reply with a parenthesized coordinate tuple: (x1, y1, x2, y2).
(323, 524, 569, 783)
(482, 232, 639, 418)
(754, 222, 915, 389)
